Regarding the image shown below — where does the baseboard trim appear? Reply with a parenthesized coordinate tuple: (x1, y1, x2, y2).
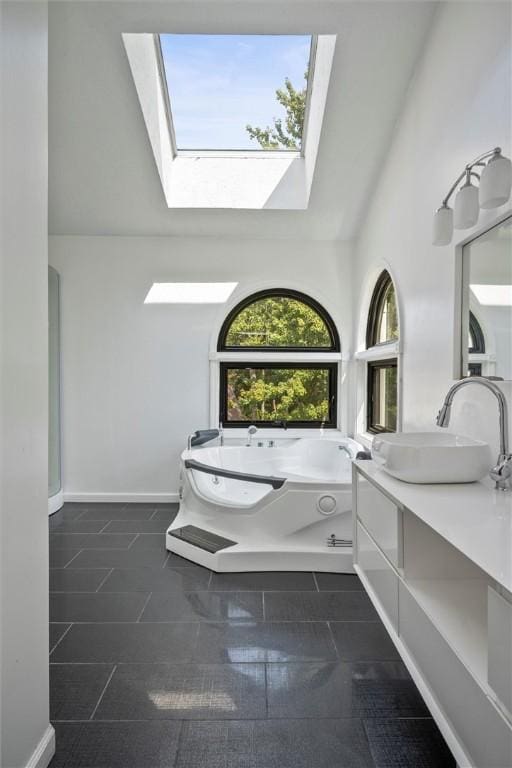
(25, 725, 55, 768)
(48, 490, 64, 516)
(63, 492, 179, 503)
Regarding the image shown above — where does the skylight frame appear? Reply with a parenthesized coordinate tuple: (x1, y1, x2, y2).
(154, 33, 317, 158)
(123, 32, 336, 208)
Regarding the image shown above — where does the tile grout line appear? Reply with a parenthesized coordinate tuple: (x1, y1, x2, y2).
(95, 569, 114, 593)
(193, 621, 201, 651)
(264, 661, 269, 719)
(49, 622, 73, 656)
(326, 620, 340, 660)
(136, 592, 153, 622)
(89, 664, 118, 721)
(62, 550, 84, 568)
(162, 551, 171, 569)
(262, 591, 266, 621)
(98, 521, 112, 533)
(312, 572, 320, 592)
(172, 720, 187, 768)
(47, 618, 380, 624)
(207, 570, 213, 590)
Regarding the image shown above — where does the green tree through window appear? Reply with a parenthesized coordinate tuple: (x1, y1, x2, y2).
(225, 296, 331, 348)
(224, 366, 333, 423)
(219, 291, 339, 428)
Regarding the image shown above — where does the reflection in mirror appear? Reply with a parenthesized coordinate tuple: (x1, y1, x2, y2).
(462, 216, 512, 380)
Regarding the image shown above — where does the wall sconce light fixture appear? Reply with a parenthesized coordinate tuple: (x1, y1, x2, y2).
(433, 147, 511, 246)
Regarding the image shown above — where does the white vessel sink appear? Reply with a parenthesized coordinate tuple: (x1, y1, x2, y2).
(372, 432, 492, 484)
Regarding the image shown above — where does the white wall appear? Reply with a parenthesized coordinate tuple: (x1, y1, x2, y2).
(0, 3, 53, 767)
(49, 236, 352, 498)
(352, 1, 512, 459)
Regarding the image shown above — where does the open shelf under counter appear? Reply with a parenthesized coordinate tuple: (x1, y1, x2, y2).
(405, 576, 488, 688)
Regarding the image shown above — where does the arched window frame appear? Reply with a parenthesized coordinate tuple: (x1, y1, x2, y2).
(365, 270, 399, 349)
(218, 288, 340, 352)
(469, 311, 485, 354)
(467, 310, 491, 377)
(354, 269, 401, 438)
(213, 288, 342, 430)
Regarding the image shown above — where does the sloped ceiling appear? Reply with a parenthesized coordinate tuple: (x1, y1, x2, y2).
(48, 1, 437, 240)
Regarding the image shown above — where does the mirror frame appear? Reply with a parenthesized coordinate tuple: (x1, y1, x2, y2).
(454, 207, 512, 381)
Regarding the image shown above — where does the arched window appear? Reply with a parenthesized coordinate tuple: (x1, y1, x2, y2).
(468, 311, 485, 377)
(218, 289, 339, 351)
(469, 311, 485, 354)
(365, 271, 399, 434)
(366, 270, 399, 348)
(218, 289, 339, 428)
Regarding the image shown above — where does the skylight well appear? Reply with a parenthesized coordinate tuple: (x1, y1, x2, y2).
(470, 284, 512, 306)
(158, 34, 313, 154)
(123, 31, 335, 208)
(144, 282, 238, 304)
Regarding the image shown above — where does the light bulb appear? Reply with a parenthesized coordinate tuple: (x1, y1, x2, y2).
(454, 182, 479, 229)
(479, 152, 512, 209)
(432, 205, 453, 246)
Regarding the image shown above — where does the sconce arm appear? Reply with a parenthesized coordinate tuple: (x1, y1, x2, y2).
(440, 147, 501, 207)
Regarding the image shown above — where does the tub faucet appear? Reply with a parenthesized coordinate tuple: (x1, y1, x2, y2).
(436, 376, 512, 491)
(246, 425, 258, 447)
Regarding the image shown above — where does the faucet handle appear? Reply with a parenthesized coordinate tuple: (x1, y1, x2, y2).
(490, 456, 512, 490)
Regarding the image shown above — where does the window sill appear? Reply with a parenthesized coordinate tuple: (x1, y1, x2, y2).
(218, 427, 344, 438)
(211, 351, 343, 362)
(354, 342, 400, 361)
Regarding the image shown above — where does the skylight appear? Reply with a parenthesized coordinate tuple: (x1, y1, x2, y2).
(123, 32, 335, 208)
(144, 283, 238, 304)
(158, 34, 312, 152)
(470, 284, 512, 306)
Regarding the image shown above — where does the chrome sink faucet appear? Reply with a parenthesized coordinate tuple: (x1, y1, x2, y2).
(436, 377, 512, 491)
(246, 425, 258, 447)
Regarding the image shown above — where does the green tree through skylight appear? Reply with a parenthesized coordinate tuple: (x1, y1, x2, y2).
(246, 71, 308, 150)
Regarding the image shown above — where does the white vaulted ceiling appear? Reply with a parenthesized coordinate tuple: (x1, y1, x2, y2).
(48, 0, 437, 241)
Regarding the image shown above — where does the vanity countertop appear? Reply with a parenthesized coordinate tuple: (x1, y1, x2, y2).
(354, 460, 512, 593)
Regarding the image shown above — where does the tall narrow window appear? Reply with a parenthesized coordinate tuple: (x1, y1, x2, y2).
(467, 311, 485, 377)
(366, 270, 399, 348)
(367, 359, 398, 433)
(468, 311, 485, 354)
(366, 271, 399, 434)
(218, 289, 340, 428)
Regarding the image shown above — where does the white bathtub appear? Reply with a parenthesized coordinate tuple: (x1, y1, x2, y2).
(166, 436, 362, 572)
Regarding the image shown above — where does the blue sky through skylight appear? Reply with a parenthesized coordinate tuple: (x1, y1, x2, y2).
(159, 34, 311, 150)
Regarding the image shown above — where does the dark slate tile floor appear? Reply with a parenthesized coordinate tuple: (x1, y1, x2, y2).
(49, 502, 456, 768)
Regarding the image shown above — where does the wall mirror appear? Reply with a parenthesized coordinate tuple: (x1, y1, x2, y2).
(460, 215, 512, 379)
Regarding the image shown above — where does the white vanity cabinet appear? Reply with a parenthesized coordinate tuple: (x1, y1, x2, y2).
(353, 462, 512, 768)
